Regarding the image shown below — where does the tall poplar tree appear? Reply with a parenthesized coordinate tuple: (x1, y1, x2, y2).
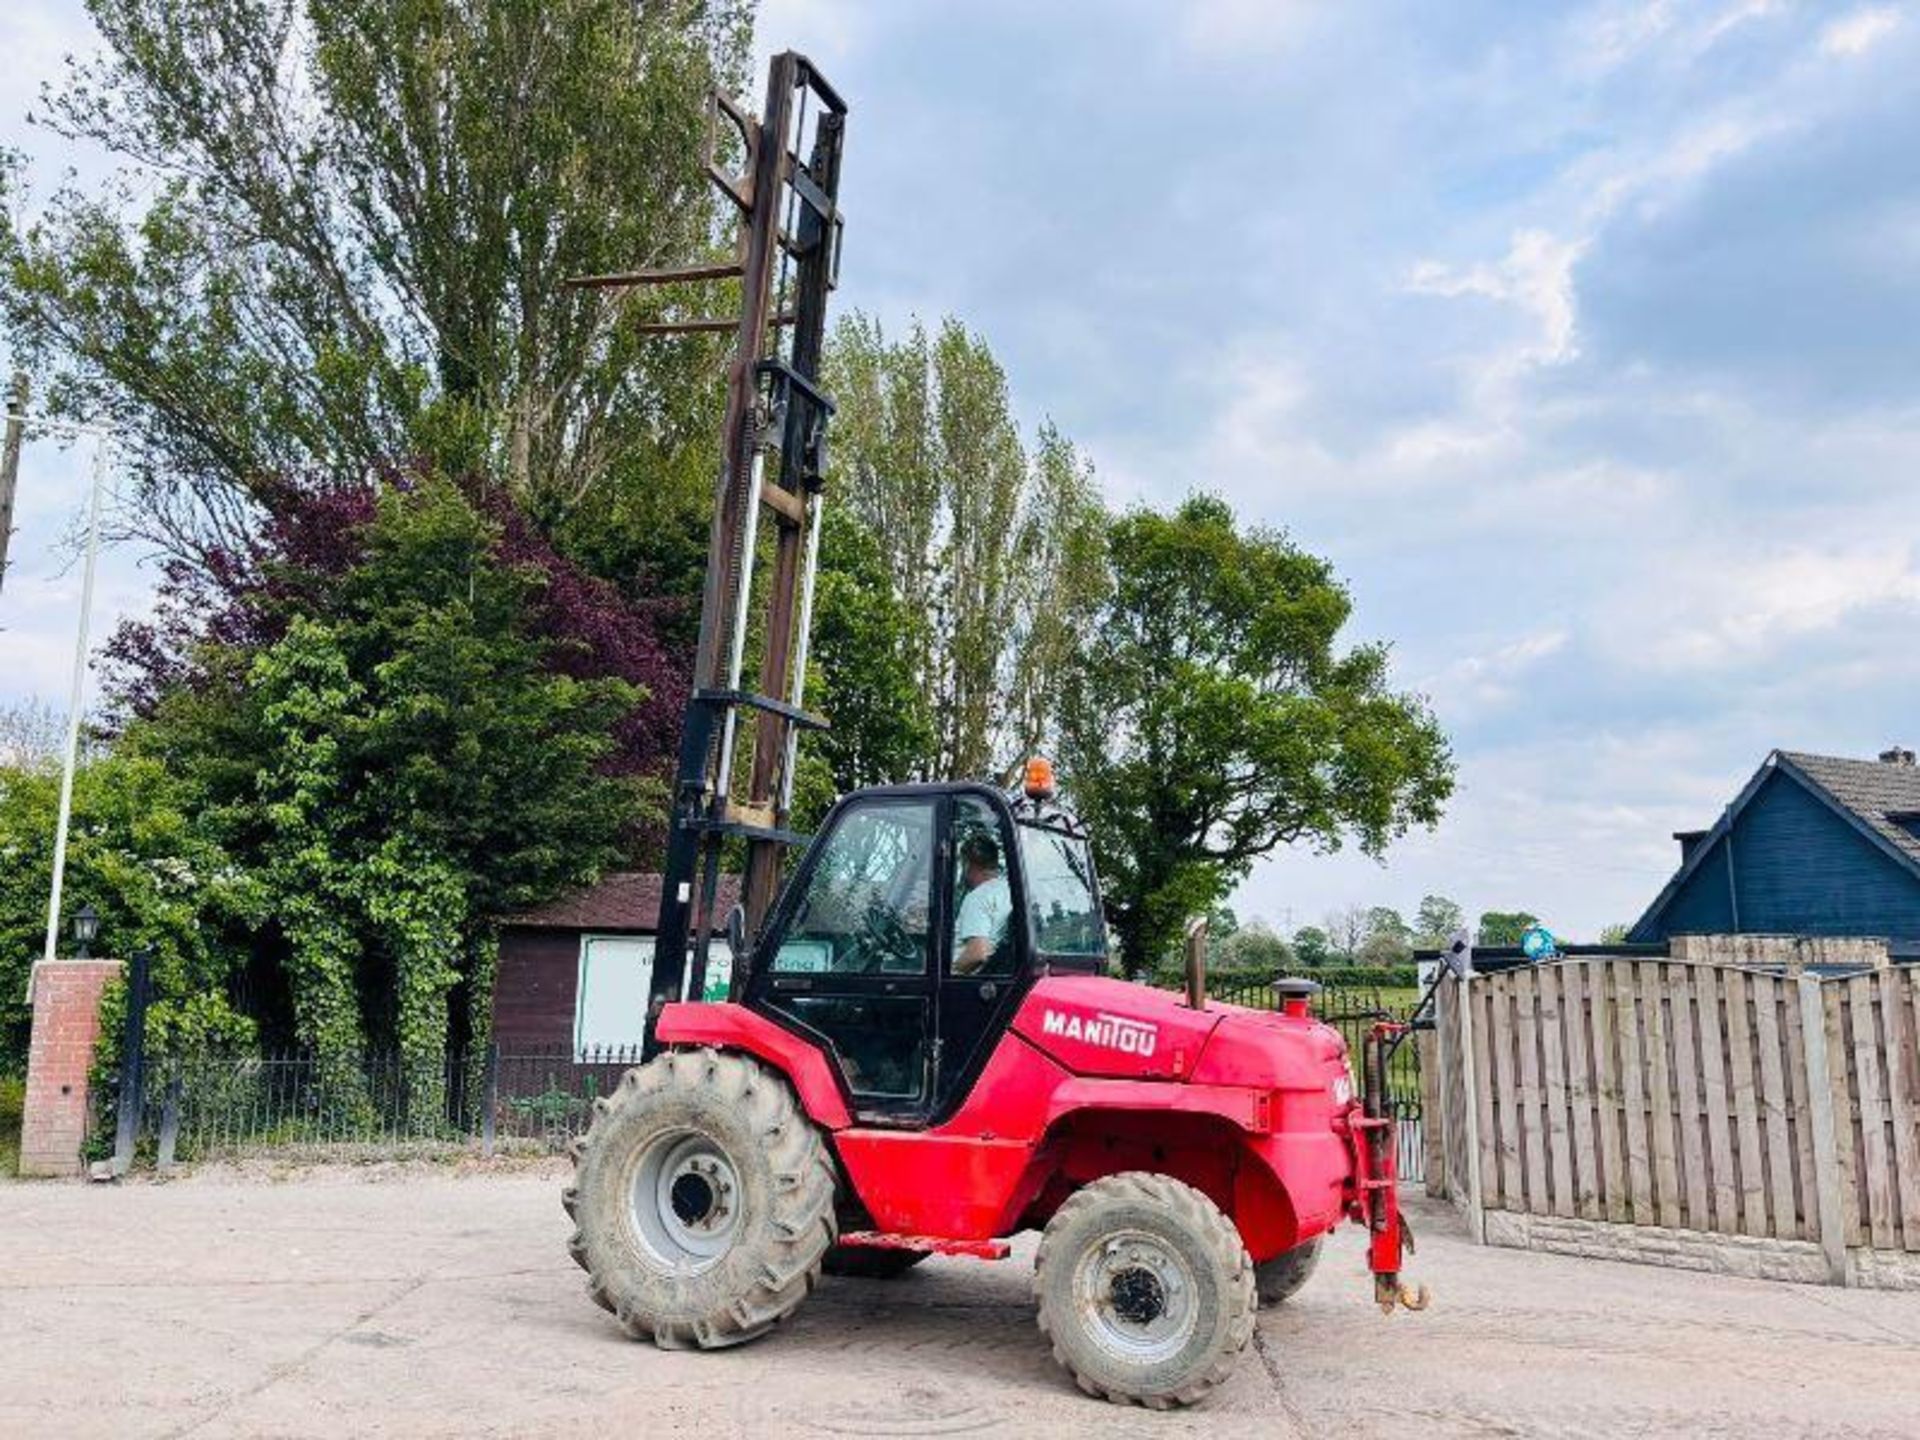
(823, 313, 1108, 780)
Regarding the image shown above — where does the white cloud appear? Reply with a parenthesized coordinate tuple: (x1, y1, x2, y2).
(1699, 0, 1783, 49)
(1617, 541, 1920, 670)
(1820, 6, 1901, 57)
(1574, 0, 1679, 73)
(1584, 113, 1785, 226)
(1572, 0, 1784, 75)
(1177, 0, 1313, 56)
(1239, 722, 1746, 939)
(752, 0, 878, 69)
(1406, 228, 1586, 366)
(1418, 628, 1570, 719)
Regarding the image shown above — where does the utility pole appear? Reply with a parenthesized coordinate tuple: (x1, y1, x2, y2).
(42, 435, 110, 964)
(0, 370, 27, 600)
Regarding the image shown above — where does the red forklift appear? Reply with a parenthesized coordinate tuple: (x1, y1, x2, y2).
(563, 52, 1424, 1408)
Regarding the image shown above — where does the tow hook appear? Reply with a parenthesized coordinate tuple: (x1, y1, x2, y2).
(1375, 1275, 1431, 1314)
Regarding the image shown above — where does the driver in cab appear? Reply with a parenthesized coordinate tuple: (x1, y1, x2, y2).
(953, 831, 1011, 974)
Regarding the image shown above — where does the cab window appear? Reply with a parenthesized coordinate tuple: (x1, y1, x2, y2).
(772, 800, 934, 975)
(949, 795, 1016, 977)
(1017, 824, 1106, 959)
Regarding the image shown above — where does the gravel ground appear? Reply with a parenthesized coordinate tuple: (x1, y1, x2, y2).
(4, 1159, 1919, 1438)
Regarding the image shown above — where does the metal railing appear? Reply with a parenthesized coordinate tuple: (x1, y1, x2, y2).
(1206, 975, 1427, 1183)
(125, 1043, 650, 1165)
(113, 984, 1428, 1181)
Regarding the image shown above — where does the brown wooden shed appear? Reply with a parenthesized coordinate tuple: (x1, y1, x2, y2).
(494, 872, 738, 1057)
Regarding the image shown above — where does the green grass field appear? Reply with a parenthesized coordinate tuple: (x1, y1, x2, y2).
(1319, 985, 1423, 1018)
(1309, 987, 1428, 1096)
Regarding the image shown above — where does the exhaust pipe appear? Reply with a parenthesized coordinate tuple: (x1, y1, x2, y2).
(1183, 915, 1208, 1009)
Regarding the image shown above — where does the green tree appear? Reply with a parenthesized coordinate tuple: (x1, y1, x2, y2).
(1359, 906, 1412, 966)
(1598, 922, 1632, 945)
(1477, 910, 1542, 946)
(1325, 904, 1369, 962)
(1060, 495, 1453, 975)
(132, 479, 651, 1100)
(1214, 919, 1292, 974)
(0, 753, 260, 1071)
(1413, 894, 1465, 947)
(0, 0, 751, 563)
(823, 313, 1108, 779)
(791, 508, 936, 827)
(1291, 925, 1334, 967)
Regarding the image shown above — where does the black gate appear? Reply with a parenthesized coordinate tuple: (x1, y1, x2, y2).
(1208, 975, 1425, 1183)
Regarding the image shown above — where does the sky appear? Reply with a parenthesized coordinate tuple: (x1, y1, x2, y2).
(4, 1, 1919, 942)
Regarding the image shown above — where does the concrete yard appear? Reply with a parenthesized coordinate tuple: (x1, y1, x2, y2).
(4, 1160, 1919, 1438)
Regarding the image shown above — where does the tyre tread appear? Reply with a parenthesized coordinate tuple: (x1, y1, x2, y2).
(564, 1047, 835, 1351)
(1033, 1170, 1255, 1408)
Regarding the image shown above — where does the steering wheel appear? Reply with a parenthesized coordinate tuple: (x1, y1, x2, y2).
(853, 905, 915, 974)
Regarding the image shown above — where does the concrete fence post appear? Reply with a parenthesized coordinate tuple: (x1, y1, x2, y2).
(155, 1070, 183, 1174)
(1457, 974, 1487, 1245)
(1796, 973, 1850, 1286)
(481, 1042, 500, 1158)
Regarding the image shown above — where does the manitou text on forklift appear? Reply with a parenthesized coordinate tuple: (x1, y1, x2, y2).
(560, 49, 1427, 1409)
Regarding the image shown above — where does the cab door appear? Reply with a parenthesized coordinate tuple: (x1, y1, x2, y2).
(747, 795, 938, 1120)
(932, 791, 1031, 1116)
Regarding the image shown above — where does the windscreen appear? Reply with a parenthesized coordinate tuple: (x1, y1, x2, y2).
(1016, 823, 1107, 959)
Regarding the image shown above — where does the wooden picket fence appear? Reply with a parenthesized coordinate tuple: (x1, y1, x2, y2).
(1421, 955, 1920, 1285)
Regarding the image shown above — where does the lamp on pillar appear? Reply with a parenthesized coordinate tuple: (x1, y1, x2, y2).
(71, 903, 99, 959)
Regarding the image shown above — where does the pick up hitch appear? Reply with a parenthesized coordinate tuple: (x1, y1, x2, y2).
(1355, 1017, 1431, 1316)
(1375, 1275, 1432, 1314)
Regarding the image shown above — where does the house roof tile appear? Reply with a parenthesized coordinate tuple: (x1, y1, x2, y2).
(1779, 751, 1920, 868)
(504, 872, 738, 932)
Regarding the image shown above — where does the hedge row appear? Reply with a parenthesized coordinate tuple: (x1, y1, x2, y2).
(1151, 962, 1422, 992)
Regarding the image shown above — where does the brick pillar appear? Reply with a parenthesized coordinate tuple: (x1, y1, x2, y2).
(20, 958, 122, 1177)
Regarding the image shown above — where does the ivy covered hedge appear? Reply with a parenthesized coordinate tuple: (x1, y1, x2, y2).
(2, 479, 664, 1108)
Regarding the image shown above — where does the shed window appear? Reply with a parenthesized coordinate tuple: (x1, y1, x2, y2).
(574, 935, 733, 1059)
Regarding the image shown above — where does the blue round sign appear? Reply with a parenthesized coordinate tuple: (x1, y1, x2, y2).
(1520, 925, 1558, 961)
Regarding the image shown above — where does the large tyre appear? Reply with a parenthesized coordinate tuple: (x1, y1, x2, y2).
(1254, 1236, 1322, 1306)
(1033, 1172, 1255, 1409)
(822, 1245, 929, 1279)
(563, 1047, 836, 1350)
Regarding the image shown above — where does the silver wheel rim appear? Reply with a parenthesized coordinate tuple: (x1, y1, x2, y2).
(628, 1130, 742, 1273)
(1072, 1228, 1198, 1365)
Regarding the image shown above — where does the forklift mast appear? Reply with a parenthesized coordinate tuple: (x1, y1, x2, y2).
(574, 52, 847, 1053)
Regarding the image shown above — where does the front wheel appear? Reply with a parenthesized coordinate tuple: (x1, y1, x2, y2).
(563, 1047, 837, 1349)
(1254, 1236, 1323, 1306)
(1033, 1172, 1255, 1409)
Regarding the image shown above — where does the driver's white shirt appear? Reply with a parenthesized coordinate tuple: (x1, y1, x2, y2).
(954, 875, 1011, 951)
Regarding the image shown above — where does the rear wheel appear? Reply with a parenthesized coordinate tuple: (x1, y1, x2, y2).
(1033, 1172, 1255, 1409)
(1254, 1236, 1322, 1306)
(563, 1047, 836, 1349)
(822, 1245, 929, 1279)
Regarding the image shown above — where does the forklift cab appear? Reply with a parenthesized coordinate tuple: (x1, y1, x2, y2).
(741, 775, 1106, 1124)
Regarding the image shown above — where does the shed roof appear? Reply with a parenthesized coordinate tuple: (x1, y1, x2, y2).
(505, 872, 738, 932)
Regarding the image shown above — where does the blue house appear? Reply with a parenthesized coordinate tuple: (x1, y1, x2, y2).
(1630, 747, 1920, 951)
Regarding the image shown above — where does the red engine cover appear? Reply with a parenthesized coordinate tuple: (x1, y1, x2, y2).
(1010, 974, 1223, 1081)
